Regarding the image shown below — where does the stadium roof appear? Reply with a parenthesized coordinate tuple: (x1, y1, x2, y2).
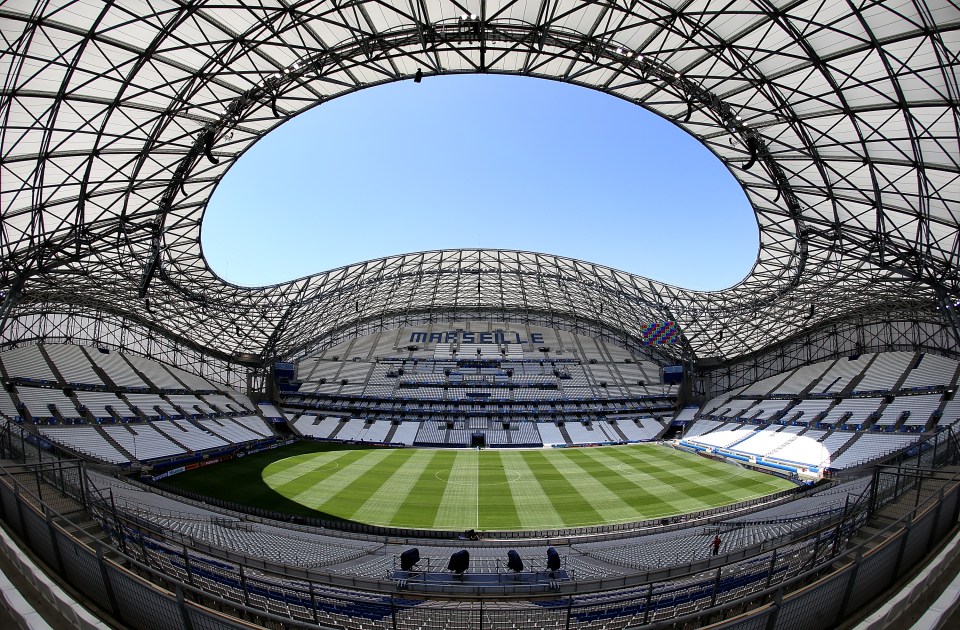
(2, 1, 958, 366)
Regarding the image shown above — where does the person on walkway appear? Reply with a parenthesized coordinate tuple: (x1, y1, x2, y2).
(711, 535, 722, 556)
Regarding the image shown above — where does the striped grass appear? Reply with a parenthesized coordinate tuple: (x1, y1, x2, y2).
(166, 442, 795, 531)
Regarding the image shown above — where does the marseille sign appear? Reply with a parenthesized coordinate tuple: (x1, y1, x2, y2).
(408, 330, 545, 345)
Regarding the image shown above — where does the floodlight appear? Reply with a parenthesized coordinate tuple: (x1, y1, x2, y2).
(506, 550, 523, 573)
(547, 547, 561, 574)
(448, 550, 469, 575)
(400, 548, 420, 571)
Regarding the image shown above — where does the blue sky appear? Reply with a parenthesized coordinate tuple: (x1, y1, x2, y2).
(202, 74, 756, 291)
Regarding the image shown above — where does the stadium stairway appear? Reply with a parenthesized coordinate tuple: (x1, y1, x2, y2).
(843, 467, 960, 566)
(153, 422, 197, 452)
(126, 397, 153, 423)
(199, 418, 235, 443)
(931, 368, 960, 431)
(890, 355, 921, 393)
(758, 371, 796, 397)
(119, 354, 159, 390)
(727, 428, 762, 450)
(11, 394, 34, 425)
(604, 351, 629, 387)
(327, 418, 347, 439)
(162, 364, 192, 391)
(793, 424, 812, 436)
(777, 399, 802, 422)
(860, 403, 888, 432)
(797, 358, 841, 397)
(382, 422, 400, 444)
(83, 403, 104, 425)
(595, 338, 615, 364)
(284, 414, 306, 437)
(164, 395, 193, 419)
(809, 402, 839, 428)
(827, 433, 861, 462)
(889, 413, 911, 433)
(609, 422, 630, 442)
(948, 361, 960, 389)
(813, 427, 835, 442)
(95, 426, 136, 461)
(363, 331, 383, 362)
(49, 405, 70, 425)
(0, 463, 117, 629)
(184, 417, 214, 435)
(0, 461, 104, 541)
(35, 346, 68, 388)
(569, 335, 590, 367)
(838, 354, 880, 397)
(557, 423, 573, 445)
(700, 421, 727, 436)
(766, 433, 802, 458)
(79, 346, 117, 389)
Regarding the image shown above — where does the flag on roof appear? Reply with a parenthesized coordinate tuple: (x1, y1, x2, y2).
(640, 321, 680, 345)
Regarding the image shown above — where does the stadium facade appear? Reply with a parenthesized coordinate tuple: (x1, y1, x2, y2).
(1, 1, 959, 629)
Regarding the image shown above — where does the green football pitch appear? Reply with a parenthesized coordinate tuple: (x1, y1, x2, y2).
(165, 442, 795, 531)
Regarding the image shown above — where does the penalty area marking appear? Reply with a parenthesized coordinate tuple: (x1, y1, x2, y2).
(434, 468, 522, 485)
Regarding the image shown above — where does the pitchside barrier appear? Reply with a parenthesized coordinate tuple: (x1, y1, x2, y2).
(0, 419, 958, 629)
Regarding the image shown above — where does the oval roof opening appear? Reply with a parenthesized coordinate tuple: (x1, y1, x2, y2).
(203, 74, 757, 290)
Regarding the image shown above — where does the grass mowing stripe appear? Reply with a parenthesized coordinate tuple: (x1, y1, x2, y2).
(616, 448, 754, 504)
(632, 445, 793, 496)
(262, 449, 353, 487)
(550, 449, 648, 523)
(647, 449, 794, 503)
(271, 448, 380, 495)
(433, 450, 479, 529)
(632, 446, 771, 485)
(496, 450, 565, 530)
(171, 442, 359, 519)
(391, 450, 449, 529)
(523, 450, 603, 527)
(572, 447, 682, 518)
(314, 448, 420, 515)
(477, 451, 520, 530)
(290, 449, 395, 506)
(348, 449, 434, 524)
(608, 446, 793, 503)
(595, 446, 733, 510)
